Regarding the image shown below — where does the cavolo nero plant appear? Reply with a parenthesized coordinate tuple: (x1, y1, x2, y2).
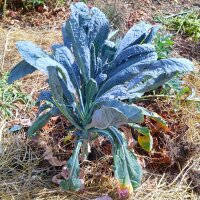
(8, 2, 194, 198)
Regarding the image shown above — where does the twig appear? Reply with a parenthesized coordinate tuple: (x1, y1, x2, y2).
(164, 11, 192, 19)
(131, 94, 200, 102)
(1, 30, 10, 71)
(2, 0, 7, 17)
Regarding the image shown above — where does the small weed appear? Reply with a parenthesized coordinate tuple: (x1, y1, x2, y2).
(154, 32, 174, 59)
(0, 72, 33, 119)
(22, 0, 45, 9)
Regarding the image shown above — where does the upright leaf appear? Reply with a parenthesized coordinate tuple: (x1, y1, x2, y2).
(53, 45, 81, 91)
(48, 67, 82, 130)
(85, 79, 98, 106)
(115, 21, 152, 56)
(64, 15, 90, 83)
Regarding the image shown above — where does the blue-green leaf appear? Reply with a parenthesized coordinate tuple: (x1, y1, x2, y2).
(27, 108, 56, 138)
(64, 13, 90, 83)
(48, 66, 82, 130)
(16, 41, 76, 96)
(8, 60, 36, 84)
(115, 21, 152, 56)
(90, 7, 109, 52)
(107, 44, 157, 77)
(96, 100, 144, 124)
(85, 78, 98, 106)
(87, 106, 128, 129)
(109, 127, 142, 198)
(128, 58, 194, 95)
(60, 140, 84, 191)
(88, 100, 144, 129)
(52, 45, 80, 90)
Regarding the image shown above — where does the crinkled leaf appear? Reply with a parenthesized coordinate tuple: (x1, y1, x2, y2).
(90, 7, 109, 52)
(64, 12, 90, 83)
(8, 60, 36, 84)
(99, 50, 157, 96)
(85, 79, 98, 106)
(70, 3, 109, 52)
(16, 41, 76, 96)
(128, 58, 194, 95)
(52, 45, 80, 90)
(90, 43, 97, 78)
(109, 44, 156, 75)
(115, 21, 152, 56)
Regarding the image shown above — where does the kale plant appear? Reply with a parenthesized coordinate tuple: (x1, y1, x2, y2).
(8, 2, 194, 198)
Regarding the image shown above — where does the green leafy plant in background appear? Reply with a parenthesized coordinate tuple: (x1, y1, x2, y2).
(8, 2, 194, 198)
(0, 72, 32, 120)
(153, 32, 187, 97)
(22, 0, 45, 9)
(157, 11, 200, 42)
(154, 32, 174, 59)
(153, 31, 199, 107)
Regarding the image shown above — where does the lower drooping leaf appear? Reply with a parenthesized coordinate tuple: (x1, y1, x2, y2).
(129, 123, 150, 136)
(138, 135, 153, 152)
(87, 106, 128, 129)
(28, 111, 53, 138)
(138, 106, 167, 127)
(60, 140, 84, 191)
(129, 124, 153, 152)
(8, 60, 36, 84)
(109, 127, 142, 198)
(96, 99, 144, 124)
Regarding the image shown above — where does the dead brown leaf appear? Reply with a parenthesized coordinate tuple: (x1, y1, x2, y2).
(120, 126, 137, 149)
(44, 146, 66, 166)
